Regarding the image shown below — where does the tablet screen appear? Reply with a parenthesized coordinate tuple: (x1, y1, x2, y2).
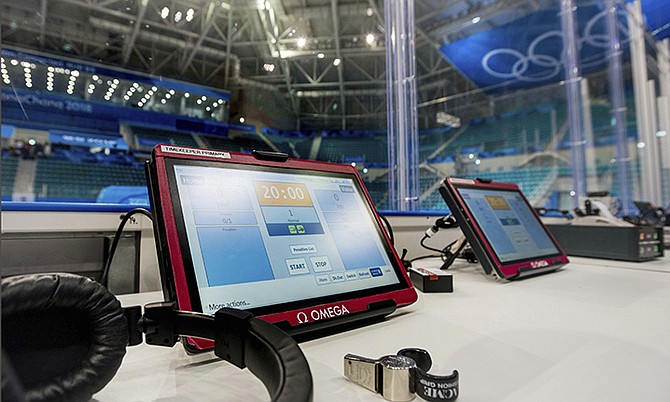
(455, 186, 561, 263)
(170, 161, 401, 314)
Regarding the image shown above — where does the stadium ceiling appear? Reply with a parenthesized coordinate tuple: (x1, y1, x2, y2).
(1, 0, 549, 129)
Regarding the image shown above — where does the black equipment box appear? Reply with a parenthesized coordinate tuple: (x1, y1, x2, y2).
(546, 224, 664, 262)
(409, 267, 454, 293)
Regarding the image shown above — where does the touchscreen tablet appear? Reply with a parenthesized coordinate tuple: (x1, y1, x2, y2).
(439, 177, 568, 279)
(147, 145, 416, 348)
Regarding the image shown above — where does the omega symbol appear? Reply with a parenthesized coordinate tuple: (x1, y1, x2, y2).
(297, 312, 308, 324)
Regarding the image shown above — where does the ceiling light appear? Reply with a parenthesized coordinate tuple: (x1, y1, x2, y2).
(271, 37, 277, 44)
(239, 117, 245, 123)
(206, 106, 211, 111)
(656, 130, 667, 137)
(317, 53, 325, 59)
(197, 99, 202, 104)
(221, 2, 231, 10)
(471, 16, 481, 24)
(201, 96, 207, 100)
(366, 33, 375, 44)
(184, 92, 190, 98)
(161, 99, 167, 104)
(297, 37, 307, 48)
(265, 1, 271, 10)
(151, 86, 157, 91)
(333, 58, 341, 66)
(637, 141, 646, 148)
(10, 59, 18, 66)
(174, 11, 182, 22)
(161, 7, 170, 19)
(366, 7, 373, 17)
(72, 70, 80, 77)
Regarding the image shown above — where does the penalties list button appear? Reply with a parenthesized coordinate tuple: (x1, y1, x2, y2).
(290, 244, 317, 254)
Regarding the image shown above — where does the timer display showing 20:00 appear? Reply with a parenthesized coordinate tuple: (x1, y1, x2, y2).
(254, 181, 313, 206)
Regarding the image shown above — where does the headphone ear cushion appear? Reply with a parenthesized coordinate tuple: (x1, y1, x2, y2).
(2, 273, 128, 402)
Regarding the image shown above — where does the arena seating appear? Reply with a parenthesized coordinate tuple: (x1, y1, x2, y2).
(33, 158, 145, 201)
(131, 126, 199, 148)
(1, 154, 19, 198)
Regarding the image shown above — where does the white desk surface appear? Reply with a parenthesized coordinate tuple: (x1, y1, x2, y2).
(96, 255, 670, 402)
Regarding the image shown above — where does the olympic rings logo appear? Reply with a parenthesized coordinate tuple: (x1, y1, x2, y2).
(481, 9, 629, 83)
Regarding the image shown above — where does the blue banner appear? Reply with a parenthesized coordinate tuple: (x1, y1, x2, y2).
(2, 89, 253, 139)
(49, 130, 128, 150)
(2, 124, 15, 138)
(440, 2, 629, 92)
(641, 0, 670, 40)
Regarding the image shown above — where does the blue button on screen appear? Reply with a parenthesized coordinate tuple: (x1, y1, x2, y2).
(369, 267, 383, 277)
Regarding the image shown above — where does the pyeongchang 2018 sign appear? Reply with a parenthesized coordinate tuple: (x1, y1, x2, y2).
(1, 91, 93, 114)
(440, 1, 629, 93)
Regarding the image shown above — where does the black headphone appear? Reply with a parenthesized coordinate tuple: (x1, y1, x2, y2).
(1, 273, 314, 402)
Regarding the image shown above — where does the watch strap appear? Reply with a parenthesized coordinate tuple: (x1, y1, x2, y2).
(397, 348, 459, 402)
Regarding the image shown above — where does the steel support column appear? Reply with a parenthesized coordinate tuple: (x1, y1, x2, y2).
(384, 0, 420, 211)
(628, 0, 662, 203)
(605, 0, 632, 214)
(560, 0, 587, 208)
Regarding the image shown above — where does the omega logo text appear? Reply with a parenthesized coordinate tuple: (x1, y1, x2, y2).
(530, 260, 550, 269)
(296, 304, 350, 323)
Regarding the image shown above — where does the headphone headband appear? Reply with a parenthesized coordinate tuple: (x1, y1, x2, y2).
(2, 273, 313, 402)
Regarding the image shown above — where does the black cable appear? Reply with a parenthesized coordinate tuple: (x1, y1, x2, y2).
(100, 208, 153, 287)
(419, 235, 445, 254)
(405, 238, 459, 269)
(439, 239, 468, 270)
(377, 212, 395, 245)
